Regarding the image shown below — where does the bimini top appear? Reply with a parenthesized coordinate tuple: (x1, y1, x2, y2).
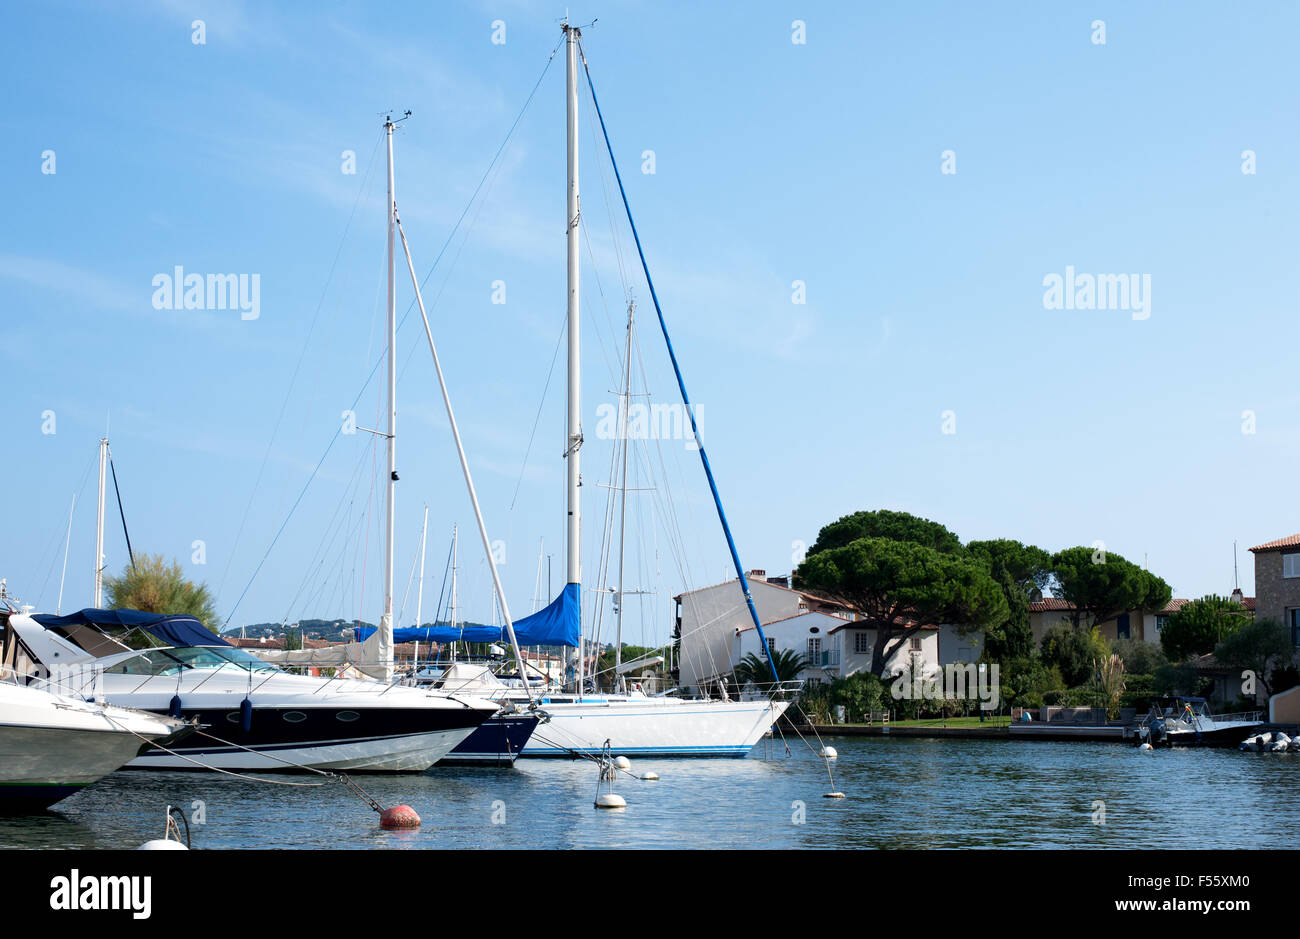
(31, 608, 230, 649)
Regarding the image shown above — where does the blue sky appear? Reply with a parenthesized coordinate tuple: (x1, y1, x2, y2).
(2, 1, 1297, 642)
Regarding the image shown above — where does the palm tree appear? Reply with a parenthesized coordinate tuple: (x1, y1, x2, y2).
(733, 648, 809, 686)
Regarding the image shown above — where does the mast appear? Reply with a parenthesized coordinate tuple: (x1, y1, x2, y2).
(564, 21, 583, 694)
(93, 436, 108, 607)
(58, 493, 76, 615)
(414, 504, 428, 673)
(380, 115, 398, 683)
(450, 524, 458, 661)
(614, 300, 634, 691)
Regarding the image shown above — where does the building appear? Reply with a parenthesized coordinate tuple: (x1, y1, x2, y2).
(1027, 595, 1255, 646)
(1249, 534, 1300, 646)
(677, 571, 940, 690)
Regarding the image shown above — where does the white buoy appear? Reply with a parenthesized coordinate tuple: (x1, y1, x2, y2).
(595, 793, 626, 809)
(1138, 742, 1153, 751)
(824, 791, 845, 799)
(138, 839, 188, 850)
(639, 771, 659, 780)
(612, 755, 632, 770)
(819, 746, 838, 759)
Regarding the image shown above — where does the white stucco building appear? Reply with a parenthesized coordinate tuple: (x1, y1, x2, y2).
(676, 572, 941, 690)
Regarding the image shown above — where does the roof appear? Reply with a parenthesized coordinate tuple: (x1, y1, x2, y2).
(1030, 597, 1255, 615)
(736, 610, 850, 634)
(1249, 534, 1300, 553)
(674, 575, 856, 611)
(826, 617, 939, 636)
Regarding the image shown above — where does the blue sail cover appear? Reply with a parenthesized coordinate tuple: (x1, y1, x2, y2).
(31, 608, 231, 648)
(354, 582, 580, 647)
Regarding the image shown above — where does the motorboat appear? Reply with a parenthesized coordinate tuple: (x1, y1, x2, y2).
(1137, 696, 1265, 747)
(0, 679, 188, 811)
(2, 608, 498, 772)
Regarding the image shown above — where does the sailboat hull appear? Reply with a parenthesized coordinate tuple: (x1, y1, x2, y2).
(437, 714, 539, 766)
(521, 698, 788, 757)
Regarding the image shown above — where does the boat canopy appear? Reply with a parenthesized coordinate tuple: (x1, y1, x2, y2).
(355, 583, 580, 648)
(31, 608, 230, 649)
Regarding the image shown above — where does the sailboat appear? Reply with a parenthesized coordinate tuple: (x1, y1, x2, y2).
(425, 24, 791, 758)
(4, 120, 510, 772)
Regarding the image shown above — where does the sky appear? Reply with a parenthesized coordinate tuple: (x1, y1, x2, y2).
(1, 1, 1297, 645)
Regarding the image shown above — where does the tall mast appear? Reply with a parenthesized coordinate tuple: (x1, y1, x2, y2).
(450, 524, 458, 660)
(58, 493, 76, 615)
(614, 300, 634, 691)
(381, 115, 398, 682)
(415, 505, 429, 628)
(564, 22, 583, 693)
(93, 436, 108, 607)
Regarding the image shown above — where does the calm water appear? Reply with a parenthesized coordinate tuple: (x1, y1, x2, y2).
(5, 737, 1299, 849)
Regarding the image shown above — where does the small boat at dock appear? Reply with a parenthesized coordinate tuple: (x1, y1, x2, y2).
(1137, 696, 1265, 747)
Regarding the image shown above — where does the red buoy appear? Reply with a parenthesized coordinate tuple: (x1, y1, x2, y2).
(379, 804, 421, 829)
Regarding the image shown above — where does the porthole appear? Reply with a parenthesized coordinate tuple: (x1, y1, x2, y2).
(282, 711, 307, 723)
(225, 711, 240, 723)
(335, 710, 360, 722)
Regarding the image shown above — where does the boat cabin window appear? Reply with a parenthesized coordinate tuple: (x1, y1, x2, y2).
(105, 646, 280, 675)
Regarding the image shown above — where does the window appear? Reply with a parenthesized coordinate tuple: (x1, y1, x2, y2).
(1155, 615, 1168, 634)
(1116, 614, 1131, 640)
(909, 636, 923, 651)
(1291, 610, 1300, 647)
(766, 637, 776, 653)
(807, 638, 821, 665)
(854, 632, 871, 655)
(1285, 554, 1300, 578)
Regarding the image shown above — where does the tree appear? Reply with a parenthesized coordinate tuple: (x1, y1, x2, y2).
(794, 514, 1009, 678)
(1039, 623, 1110, 687)
(1159, 594, 1249, 662)
(733, 648, 808, 685)
(1049, 546, 1171, 631)
(1111, 637, 1167, 676)
(807, 509, 964, 557)
(104, 554, 218, 630)
(967, 539, 1052, 662)
(1214, 618, 1296, 698)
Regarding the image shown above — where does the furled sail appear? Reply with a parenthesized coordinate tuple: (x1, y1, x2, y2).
(354, 583, 580, 648)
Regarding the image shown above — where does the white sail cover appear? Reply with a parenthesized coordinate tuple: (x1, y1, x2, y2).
(251, 616, 394, 682)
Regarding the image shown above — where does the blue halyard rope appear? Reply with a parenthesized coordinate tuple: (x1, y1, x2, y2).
(578, 42, 780, 686)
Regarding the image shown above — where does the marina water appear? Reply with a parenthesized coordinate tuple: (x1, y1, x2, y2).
(4, 738, 1297, 850)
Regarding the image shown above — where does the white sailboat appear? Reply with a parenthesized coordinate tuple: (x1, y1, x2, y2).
(451, 24, 790, 757)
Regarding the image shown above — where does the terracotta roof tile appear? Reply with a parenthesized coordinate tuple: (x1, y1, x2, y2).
(1249, 534, 1300, 552)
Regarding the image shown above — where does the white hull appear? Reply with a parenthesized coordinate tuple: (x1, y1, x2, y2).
(0, 683, 182, 806)
(522, 697, 789, 757)
(127, 726, 476, 772)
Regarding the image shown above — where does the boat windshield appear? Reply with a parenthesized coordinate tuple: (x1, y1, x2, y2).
(105, 646, 281, 676)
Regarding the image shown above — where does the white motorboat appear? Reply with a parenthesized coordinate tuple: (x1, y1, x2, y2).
(2, 609, 498, 772)
(1137, 696, 1265, 747)
(0, 679, 188, 811)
